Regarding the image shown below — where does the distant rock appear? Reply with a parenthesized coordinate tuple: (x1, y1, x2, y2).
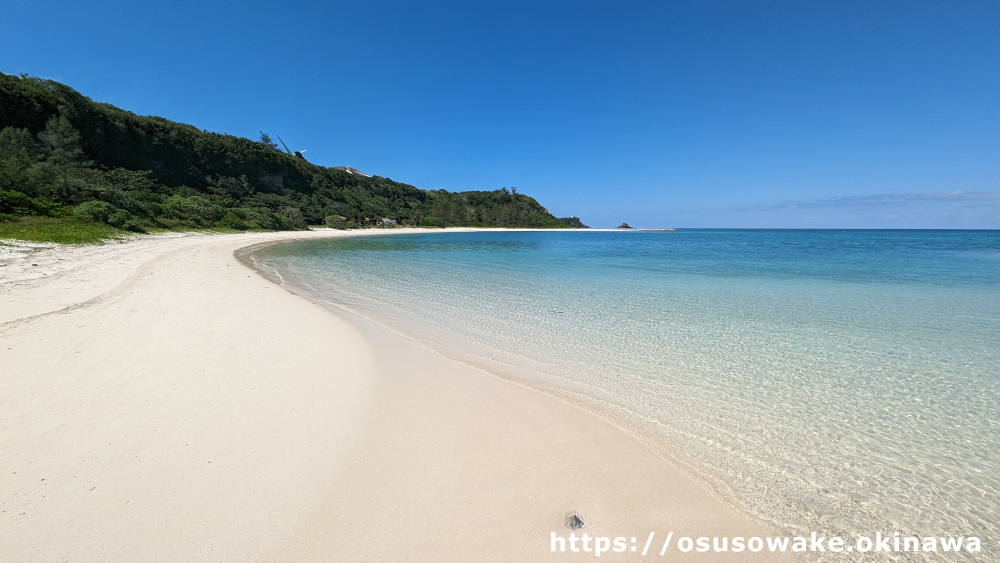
(617, 222, 633, 229)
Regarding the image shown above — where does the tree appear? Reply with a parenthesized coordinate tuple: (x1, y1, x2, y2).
(97, 168, 155, 192)
(0, 126, 43, 196)
(38, 116, 91, 202)
(0, 72, 571, 229)
(259, 131, 278, 150)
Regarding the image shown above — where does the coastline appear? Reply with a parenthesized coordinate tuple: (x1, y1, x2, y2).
(1, 229, 787, 561)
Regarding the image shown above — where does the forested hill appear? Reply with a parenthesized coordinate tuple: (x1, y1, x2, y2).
(0, 72, 573, 232)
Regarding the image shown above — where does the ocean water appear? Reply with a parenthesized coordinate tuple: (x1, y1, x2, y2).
(250, 230, 1000, 561)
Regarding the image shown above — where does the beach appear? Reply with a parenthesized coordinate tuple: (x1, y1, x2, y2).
(0, 229, 786, 561)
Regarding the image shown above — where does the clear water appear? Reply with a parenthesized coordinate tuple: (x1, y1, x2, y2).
(250, 230, 1000, 560)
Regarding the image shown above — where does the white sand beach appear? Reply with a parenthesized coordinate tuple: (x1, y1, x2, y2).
(0, 230, 787, 561)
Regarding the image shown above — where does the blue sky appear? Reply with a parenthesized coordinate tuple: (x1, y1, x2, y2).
(2, 0, 998, 228)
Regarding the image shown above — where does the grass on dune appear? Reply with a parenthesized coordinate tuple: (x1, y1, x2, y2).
(0, 216, 297, 245)
(0, 217, 127, 244)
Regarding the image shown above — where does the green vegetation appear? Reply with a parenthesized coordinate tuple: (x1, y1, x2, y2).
(558, 216, 589, 228)
(0, 216, 126, 244)
(0, 72, 576, 242)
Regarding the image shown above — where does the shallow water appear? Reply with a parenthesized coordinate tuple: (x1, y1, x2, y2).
(251, 230, 1000, 561)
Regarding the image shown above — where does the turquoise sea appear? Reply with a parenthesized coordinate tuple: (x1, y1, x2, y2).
(250, 230, 1000, 560)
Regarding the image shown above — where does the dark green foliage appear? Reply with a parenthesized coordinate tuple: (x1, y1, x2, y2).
(74, 200, 115, 222)
(0, 126, 44, 196)
(558, 216, 588, 228)
(0, 189, 61, 216)
(0, 72, 571, 235)
(74, 199, 144, 233)
(416, 188, 565, 228)
(97, 167, 155, 192)
(162, 195, 225, 225)
(218, 211, 248, 230)
(323, 215, 350, 229)
(259, 132, 278, 150)
(420, 216, 446, 228)
(37, 115, 92, 202)
(107, 209, 145, 232)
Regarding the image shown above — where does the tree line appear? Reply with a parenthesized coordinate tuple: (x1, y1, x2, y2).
(0, 72, 580, 232)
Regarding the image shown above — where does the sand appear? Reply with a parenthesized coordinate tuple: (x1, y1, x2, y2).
(1, 229, 789, 561)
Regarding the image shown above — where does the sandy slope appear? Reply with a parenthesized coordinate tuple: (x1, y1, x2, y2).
(1, 230, 788, 561)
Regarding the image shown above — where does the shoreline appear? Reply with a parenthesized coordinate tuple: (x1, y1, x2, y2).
(1, 229, 788, 561)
